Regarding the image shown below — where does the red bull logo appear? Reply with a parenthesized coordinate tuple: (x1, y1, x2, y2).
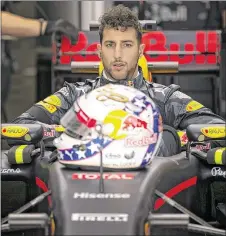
(104, 110, 148, 140)
(125, 134, 158, 147)
(59, 31, 219, 65)
(122, 116, 147, 130)
(195, 143, 211, 151)
(177, 131, 188, 146)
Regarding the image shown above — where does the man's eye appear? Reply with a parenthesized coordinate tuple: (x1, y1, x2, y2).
(124, 43, 132, 48)
(106, 43, 113, 47)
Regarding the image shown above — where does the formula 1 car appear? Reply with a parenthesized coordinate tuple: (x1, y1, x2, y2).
(1, 122, 226, 236)
(1, 20, 225, 236)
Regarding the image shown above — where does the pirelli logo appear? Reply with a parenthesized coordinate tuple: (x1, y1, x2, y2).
(71, 213, 128, 222)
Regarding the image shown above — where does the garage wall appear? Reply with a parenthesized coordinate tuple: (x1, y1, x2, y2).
(4, 1, 80, 122)
(4, 2, 37, 122)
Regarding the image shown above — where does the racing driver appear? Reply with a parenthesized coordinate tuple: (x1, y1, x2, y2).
(12, 5, 225, 156)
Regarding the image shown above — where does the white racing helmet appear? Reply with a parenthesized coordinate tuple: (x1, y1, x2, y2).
(53, 84, 163, 170)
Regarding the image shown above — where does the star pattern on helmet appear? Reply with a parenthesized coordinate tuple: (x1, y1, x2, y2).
(59, 137, 113, 161)
(131, 95, 152, 116)
(134, 97, 147, 108)
(141, 143, 156, 167)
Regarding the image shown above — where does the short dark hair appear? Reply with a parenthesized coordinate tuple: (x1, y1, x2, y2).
(99, 4, 142, 44)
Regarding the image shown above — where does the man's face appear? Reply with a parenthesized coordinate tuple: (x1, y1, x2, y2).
(98, 27, 144, 81)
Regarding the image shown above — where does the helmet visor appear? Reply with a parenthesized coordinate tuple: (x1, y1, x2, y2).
(60, 101, 97, 139)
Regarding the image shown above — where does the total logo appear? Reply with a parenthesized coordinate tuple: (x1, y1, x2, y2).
(73, 192, 131, 199)
(72, 173, 135, 180)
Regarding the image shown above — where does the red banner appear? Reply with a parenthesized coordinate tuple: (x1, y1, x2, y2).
(59, 31, 220, 65)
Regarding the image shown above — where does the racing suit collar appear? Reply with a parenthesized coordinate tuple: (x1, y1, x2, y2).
(99, 66, 146, 89)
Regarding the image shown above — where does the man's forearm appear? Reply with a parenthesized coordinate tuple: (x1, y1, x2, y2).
(1, 12, 47, 37)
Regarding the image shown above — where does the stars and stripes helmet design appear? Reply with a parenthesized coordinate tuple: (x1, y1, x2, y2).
(53, 84, 163, 170)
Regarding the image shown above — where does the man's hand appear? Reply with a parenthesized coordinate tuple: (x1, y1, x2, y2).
(42, 19, 79, 43)
(1, 11, 79, 40)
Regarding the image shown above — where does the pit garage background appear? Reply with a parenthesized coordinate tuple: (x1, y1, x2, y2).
(1, 1, 226, 123)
